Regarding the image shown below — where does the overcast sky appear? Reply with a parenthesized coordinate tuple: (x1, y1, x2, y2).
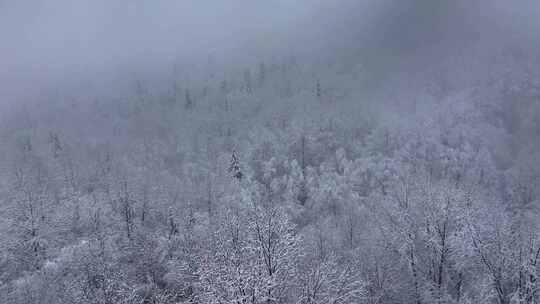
(0, 0, 328, 103)
(1, 0, 540, 108)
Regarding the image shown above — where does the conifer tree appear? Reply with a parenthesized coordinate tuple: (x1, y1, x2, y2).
(229, 150, 243, 180)
(185, 89, 193, 110)
(258, 62, 266, 87)
(243, 69, 253, 94)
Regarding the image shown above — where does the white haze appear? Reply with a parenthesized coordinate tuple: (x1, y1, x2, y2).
(1, 0, 540, 107)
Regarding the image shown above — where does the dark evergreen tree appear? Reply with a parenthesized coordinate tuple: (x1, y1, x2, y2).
(173, 81, 181, 105)
(258, 62, 266, 87)
(229, 150, 243, 180)
(244, 68, 253, 94)
(220, 80, 229, 111)
(185, 89, 193, 110)
(297, 135, 308, 205)
(48, 132, 62, 158)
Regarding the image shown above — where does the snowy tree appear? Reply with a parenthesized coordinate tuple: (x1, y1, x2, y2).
(229, 150, 243, 180)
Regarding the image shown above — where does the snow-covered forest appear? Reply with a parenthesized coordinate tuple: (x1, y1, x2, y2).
(1, 1, 540, 304)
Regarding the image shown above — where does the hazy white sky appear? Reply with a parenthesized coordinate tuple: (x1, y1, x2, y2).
(0, 0, 326, 102)
(1, 0, 539, 107)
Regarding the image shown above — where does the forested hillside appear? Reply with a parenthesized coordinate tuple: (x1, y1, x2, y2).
(1, 1, 540, 304)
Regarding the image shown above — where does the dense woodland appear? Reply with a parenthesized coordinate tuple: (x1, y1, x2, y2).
(1, 4, 540, 303)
